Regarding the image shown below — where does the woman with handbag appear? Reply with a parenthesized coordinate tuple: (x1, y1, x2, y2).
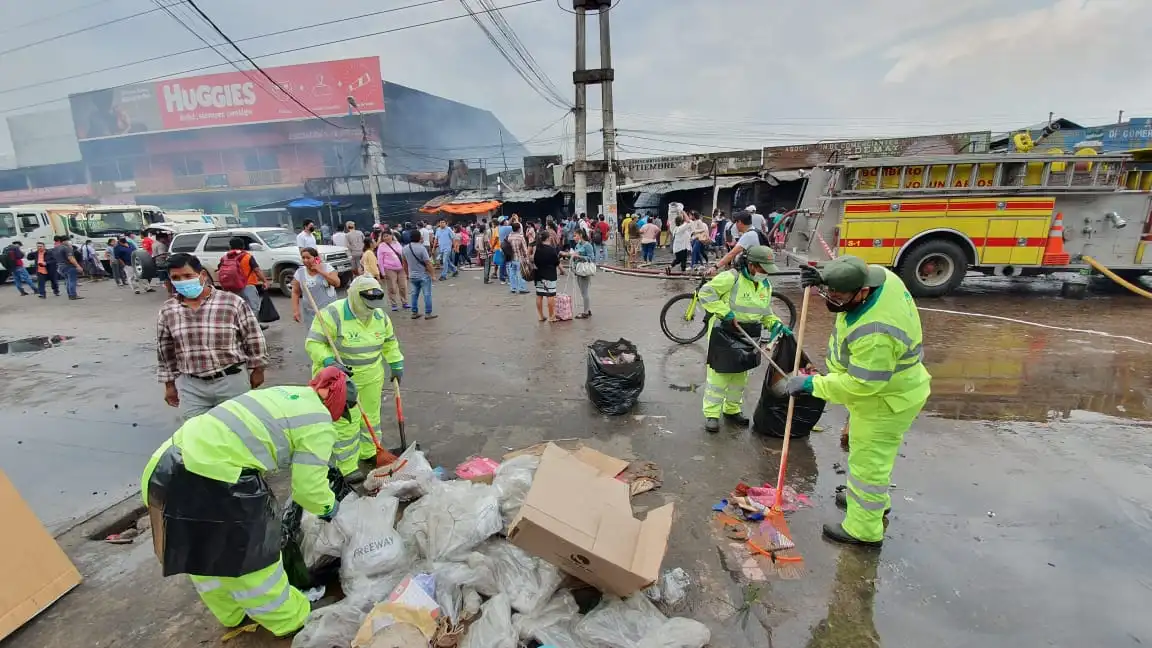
(566, 228, 596, 319)
(532, 230, 561, 322)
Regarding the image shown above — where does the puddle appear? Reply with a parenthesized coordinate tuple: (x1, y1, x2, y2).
(0, 335, 70, 354)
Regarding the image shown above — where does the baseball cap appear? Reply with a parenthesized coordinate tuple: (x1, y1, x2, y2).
(820, 256, 886, 292)
(745, 245, 779, 273)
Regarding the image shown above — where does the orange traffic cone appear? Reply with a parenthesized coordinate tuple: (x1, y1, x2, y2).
(1042, 212, 1070, 265)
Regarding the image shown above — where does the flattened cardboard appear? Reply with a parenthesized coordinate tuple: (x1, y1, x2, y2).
(0, 471, 82, 640)
(508, 444, 673, 596)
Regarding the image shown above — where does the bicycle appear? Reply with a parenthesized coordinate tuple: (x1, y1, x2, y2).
(659, 269, 798, 344)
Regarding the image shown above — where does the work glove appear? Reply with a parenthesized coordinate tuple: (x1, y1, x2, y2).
(799, 265, 824, 288)
(783, 374, 814, 396)
(389, 362, 404, 384)
(318, 498, 340, 522)
(768, 321, 792, 342)
(322, 358, 353, 377)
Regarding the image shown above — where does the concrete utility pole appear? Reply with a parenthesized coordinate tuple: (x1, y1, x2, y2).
(349, 96, 381, 226)
(573, 0, 617, 233)
(573, 4, 588, 219)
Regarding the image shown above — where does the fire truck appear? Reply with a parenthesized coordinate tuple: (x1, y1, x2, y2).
(783, 151, 1152, 297)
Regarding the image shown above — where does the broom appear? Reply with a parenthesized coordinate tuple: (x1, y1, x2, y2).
(758, 285, 813, 578)
(303, 282, 397, 467)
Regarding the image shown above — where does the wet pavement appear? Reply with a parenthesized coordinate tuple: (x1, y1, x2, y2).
(1, 272, 1151, 647)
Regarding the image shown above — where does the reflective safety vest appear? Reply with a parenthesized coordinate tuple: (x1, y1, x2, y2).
(814, 269, 931, 412)
(305, 298, 403, 382)
(142, 386, 337, 517)
(698, 269, 782, 330)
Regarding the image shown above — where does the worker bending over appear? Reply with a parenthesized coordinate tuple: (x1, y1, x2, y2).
(786, 256, 931, 547)
(698, 245, 790, 432)
(141, 367, 356, 637)
(306, 275, 403, 475)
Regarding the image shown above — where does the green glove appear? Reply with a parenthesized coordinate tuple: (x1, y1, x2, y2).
(722, 311, 735, 322)
(389, 362, 404, 384)
(769, 321, 793, 341)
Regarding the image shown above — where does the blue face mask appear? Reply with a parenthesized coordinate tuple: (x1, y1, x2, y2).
(172, 278, 205, 299)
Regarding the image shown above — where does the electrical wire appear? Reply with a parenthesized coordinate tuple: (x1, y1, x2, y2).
(552, 0, 625, 15)
(0, 0, 119, 36)
(0, 0, 546, 118)
(0, 1, 184, 57)
(474, 0, 568, 105)
(0, 0, 452, 99)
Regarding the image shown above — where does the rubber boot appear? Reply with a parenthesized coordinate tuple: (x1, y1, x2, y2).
(835, 490, 892, 514)
(704, 418, 720, 434)
(724, 412, 750, 427)
(822, 522, 883, 548)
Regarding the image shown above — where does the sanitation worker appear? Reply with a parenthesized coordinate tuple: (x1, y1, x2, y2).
(305, 275, 404, 475)
(785, 255, 932, 547)
(698, 245, 790, 432)
(140, 366, 356, 637)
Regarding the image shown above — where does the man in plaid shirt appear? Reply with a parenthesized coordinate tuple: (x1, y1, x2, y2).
(158, 253, 269, 419)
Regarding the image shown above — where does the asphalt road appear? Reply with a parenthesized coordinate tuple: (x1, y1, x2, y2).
(1, 269, 1150, 647)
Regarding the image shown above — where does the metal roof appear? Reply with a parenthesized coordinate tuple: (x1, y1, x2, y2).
(448, 188, 560, 203)
(619, 175, 758, 194)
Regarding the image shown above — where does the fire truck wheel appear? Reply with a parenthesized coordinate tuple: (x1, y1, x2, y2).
(898, 239, 967, 298)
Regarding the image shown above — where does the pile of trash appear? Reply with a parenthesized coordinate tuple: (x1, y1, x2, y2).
(289, 443, 709, 648)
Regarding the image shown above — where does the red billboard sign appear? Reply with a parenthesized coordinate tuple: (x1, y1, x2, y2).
(0, 184, 92, 205)
(70, 57, 383, 140)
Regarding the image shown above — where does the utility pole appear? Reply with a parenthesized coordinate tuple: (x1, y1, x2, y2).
(1118, 109, 1125, 124)
(572, 1, 617, 230)
(573, 4, 588, 219)
(349, 96, 380, 226)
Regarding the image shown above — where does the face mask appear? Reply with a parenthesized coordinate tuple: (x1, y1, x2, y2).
(753, 273, 769, 284)
(173, 278, 205, 299)
(823, 289, 862, 313)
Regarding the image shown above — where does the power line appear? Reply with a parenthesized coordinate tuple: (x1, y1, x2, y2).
(0, 0, 546, 118)
(0, 0, 119, 36)
(0, 0, 452, 99)
(0, 1, 184, 58)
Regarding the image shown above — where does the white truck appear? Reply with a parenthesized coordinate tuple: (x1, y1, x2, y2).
(166, 227, 354, 297)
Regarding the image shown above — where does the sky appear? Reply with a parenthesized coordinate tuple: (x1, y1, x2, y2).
(2, 0, 1152, 163)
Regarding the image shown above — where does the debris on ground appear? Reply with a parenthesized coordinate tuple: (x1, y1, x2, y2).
(586, 338, 645, 415)
(711, 483, 809, 583)
(287, 440, 682, 647)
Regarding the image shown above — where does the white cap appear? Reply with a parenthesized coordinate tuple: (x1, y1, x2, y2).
(745, 205, 757, 213)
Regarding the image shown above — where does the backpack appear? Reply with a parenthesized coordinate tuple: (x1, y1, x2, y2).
(754, 229, 772, 247)
(627, 219, 641, 239)
(217, 251, 250, 292)
(501, 237, 514, 259)
(1, 245, 17, 271)
(590, 225, 604, 244)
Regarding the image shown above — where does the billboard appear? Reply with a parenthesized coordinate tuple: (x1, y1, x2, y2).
(69, 57, 383, 140)
(762, 131, 991, 170)
(1012, 118, 1152, 154)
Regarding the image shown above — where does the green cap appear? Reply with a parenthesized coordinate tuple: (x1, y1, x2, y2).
(820, 255, 885, 292)
(745, 245, 779, 273)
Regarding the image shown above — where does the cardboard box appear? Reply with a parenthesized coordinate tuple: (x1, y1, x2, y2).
(0, 470, 82, 641)
(507, 444, 673, 596)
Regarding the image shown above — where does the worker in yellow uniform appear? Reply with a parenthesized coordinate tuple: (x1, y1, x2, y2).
(140, 366, 356, 637)
(306, 275, 403, 476)
(698, 245, 789, 433)
(785, 256, 931, 547)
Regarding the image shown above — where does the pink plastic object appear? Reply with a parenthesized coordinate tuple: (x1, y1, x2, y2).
(455, 456, 500, 481)
(747, 485, 811, 512)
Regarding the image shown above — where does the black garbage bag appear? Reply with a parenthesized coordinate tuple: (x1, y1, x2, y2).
(586, 338, 645, 415)
(281, 467, 353, 589)
(752, 332, 826, 439)
(258, 291, 280, 323)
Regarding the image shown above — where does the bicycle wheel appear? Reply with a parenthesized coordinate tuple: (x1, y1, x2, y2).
(772, 292, 798, 329)
(660, 292, 710, 344)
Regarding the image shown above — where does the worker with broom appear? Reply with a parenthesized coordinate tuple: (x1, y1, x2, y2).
(306, 275, 404, 476)
(698, 245, 790, 433)
(140, 366, 356, 637)
(786, 256, 931, 547)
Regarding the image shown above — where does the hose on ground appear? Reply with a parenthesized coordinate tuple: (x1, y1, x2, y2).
(1083, 255, 1152, 300)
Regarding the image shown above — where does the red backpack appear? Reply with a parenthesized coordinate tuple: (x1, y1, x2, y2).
(217, 251, 249, 292)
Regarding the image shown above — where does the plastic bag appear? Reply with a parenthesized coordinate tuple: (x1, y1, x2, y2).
(513, 589, 597, 648)
(396, 480, 502, 562)
(753, 331, 825, 438)
(586, 338, 645, 415)
(636, 618, 711, 648)
(364, 446, 437, 499)
(460, 593, 517, 648)
(644, 567, 691, 610)
(491, 455, 540, 530)
(281, 467, 354, 588)
(477, 540, 562, 614)
(317, 492, 410, 589)
(292, 595, 375, 648)
(575, 595, 667, 648)
(351, 574, 441, 645)
(431, 553, 497, 624)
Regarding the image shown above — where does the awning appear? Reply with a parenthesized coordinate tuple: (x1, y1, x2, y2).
(437, 200, 502, 215)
